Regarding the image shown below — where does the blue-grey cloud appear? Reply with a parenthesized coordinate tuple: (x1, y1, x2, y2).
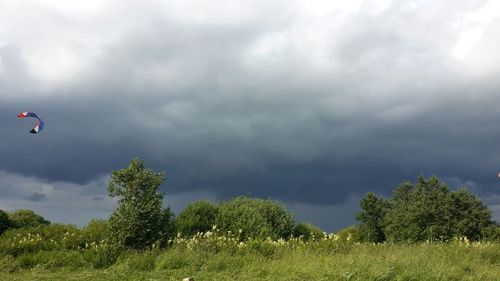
(24, 192, 47, 202)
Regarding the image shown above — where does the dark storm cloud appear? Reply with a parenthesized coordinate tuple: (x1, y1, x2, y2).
(1, 0, 500, 229)
(24, 192, 47, 202)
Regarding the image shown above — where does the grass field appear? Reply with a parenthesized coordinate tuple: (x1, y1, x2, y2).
(2, 239, 500, 281)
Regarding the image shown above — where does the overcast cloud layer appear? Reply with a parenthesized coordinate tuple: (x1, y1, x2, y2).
(2, 0, 500, 230)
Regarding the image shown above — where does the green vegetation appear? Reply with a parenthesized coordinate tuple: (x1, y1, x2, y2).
(358, 176, 493, 242)
(1, 231, 500, 280)
(107, 158, 174, 249)
(0, 209, 11, 235)
(175, 200, 218, 237)
(292, 222, 324, 241)
(8, 209, 50, 228)
(215, 196, 294, 240)
(1, 160, 500, 280)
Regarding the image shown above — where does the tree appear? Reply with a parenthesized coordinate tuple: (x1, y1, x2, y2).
(450, 188, 491, 240)
(0, 209, 12, 235)
(382, 176, 493, 242)
(107, 158, 174, 249)
(8, 209, 50, 228)
(216, 196, 294, 240)
(175, 200, 218, 237)
(356, 192, 389, 242)
(384, 176, 455, 242)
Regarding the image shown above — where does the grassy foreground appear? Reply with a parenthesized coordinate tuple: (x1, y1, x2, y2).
(1, 241, 500, 281)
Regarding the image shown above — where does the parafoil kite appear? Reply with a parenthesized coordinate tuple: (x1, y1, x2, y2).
(17, 112, 44, 134)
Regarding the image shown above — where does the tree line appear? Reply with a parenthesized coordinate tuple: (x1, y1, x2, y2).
(1, 158, 499, 251)
(357, 176, 498, 242)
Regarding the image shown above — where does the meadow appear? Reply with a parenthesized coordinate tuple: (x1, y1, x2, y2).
(1, 225, 500, 281)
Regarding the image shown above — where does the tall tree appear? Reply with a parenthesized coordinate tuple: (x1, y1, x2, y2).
(450, 188, 492, 240)
(356, 192, 389, 242)
(383, 176, 492, 242)
(107, 158, 174, 249)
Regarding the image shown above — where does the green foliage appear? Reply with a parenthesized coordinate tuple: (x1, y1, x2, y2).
(3, 233, 500, 279)
(0, 209, 12, 235)
(16, 250, 88, 270)
(0, 255, 20, 273)
(0, 224, 82, 256)
(336, 226, 361, 243)
(480, 225, 500, 242)
(8, 210, 50, 228)
(450, 188, 492, 240)
(82, 243, 123, 268)
(382, 176, 493, 242)
(175, 200, 218, 237)
(107, 158, 174, 249)
(81, 219, 108, 244)
(215, 196, 294, 240)
(292, 223, 324, 241)
(356, 192, 389, 242)
(116, 250, 159, 271)
(156, 248, 201, 270)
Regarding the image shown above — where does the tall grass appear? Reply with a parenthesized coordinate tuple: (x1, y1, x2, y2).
(1, 226, 500, 280)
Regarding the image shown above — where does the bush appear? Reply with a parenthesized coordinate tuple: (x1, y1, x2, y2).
(215, 196, 294, 240)
(0, 209, 12, 235)
(175, 200, 218, 237)
(82, 243, 123, 269)
(81, 219, 108, 244)
(336, 226, 361, 243)
(292, 223, 324, 241)
(481, 225, 500, 242)
(0, 224, 81, 256)
(8, 209, 50, 228)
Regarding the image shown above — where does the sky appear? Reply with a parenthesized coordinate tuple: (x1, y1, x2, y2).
(1, 0, 500, 231)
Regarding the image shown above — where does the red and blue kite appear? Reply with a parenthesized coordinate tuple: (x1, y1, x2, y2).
(17, 112, 44, 134)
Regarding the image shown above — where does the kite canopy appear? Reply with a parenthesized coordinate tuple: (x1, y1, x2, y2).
(17, 112, 44, 134)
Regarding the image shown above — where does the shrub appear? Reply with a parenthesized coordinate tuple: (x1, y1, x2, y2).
(82, 243, 123, 269)
(336, 226, 361, 243)
(8, 209, 50, 228)
(0, 224, 81, 256)
(216, 196, 294, 240)
(175, 200, 218, 237)
(81, 219, 108, 244)
(481, 225, 500, 242)
(0, 209, 12, 235)
(292, 223, 325, 241)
